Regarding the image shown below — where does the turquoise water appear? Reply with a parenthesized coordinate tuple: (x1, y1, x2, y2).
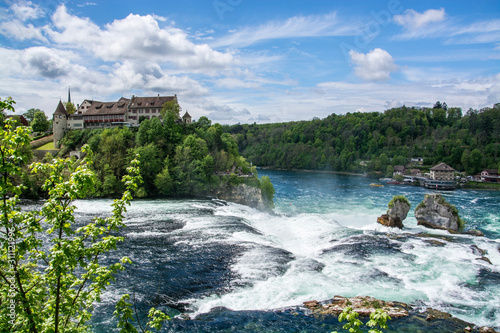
(82, 169, 500, 331)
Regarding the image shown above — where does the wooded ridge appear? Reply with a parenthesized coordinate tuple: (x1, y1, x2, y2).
(224, 103, 500, 177)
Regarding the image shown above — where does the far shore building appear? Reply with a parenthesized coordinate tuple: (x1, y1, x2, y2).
(53, 93, 192, 148)
(393, 165, 405, 175)
(481, 169, 500, 183)
(410, 169, 422, 177)
(430, 162, 456, 181)
(410, 157, 424, 165)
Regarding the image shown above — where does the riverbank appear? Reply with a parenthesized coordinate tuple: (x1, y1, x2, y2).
(259, 166, 367, 178)
(460, 181, 500, 191)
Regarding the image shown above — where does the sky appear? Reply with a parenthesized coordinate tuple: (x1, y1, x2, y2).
(0, 0, 499, 124)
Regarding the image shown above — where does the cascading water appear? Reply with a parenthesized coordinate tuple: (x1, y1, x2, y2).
(79, 169, 500, 332)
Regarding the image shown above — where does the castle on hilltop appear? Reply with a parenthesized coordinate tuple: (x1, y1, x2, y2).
(53, 91, 192, 148)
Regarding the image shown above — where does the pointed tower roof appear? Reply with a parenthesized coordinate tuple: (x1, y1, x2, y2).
(182, 111, 191, 118)
(54, 100, 68, 115)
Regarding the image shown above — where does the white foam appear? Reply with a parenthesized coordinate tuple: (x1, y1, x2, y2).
(183, 200, 500, 328)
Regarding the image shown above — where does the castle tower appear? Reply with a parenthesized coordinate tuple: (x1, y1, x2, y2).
(53, 100, 68, 149)
(182, 111, 192, 124)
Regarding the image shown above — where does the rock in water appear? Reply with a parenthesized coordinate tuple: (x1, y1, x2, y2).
(414, 194, 465, 232)
(377, 195, 410, 229)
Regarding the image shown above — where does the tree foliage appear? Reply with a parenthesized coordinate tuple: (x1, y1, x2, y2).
(1, 98, 170, 332)
(225, 103, 500, 175)
(47, 108, 269, 205)
(160, 100, 180, 127)
(23, 108, 41, 123)
(63, 102, 76, 115)
(333, 307, 391, 333)
(31, 110, 50, 133)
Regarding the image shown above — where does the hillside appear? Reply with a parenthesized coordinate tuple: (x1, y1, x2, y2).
(224, 103, 500, 176)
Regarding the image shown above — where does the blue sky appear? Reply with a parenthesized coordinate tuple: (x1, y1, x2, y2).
(1, 0, 499, 124)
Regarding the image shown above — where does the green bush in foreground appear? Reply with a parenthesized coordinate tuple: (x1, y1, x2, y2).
(1, 97, 169, 332)
(333, 307, 391, 333)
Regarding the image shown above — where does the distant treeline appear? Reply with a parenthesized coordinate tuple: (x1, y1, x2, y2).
(224, 103, 500, 176)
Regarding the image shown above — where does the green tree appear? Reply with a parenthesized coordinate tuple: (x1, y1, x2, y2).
(0, 141, 144, 332)
(64, 102, 76, 115)
(130, 143, 163, 196)
(195, 116, 212, 131)
(433, 101, 443, 109)
(114, 294, 169, 333)
(23, 108, 41, 123)
(378, 153, 388, 172)
(468, 148, 484, 175)
(155, 158, 174, 196)
(1, 100, 171, 332)
(31, 110, 50, 133)
(260, 176, 275, 210)
(161, 100, 180, 126)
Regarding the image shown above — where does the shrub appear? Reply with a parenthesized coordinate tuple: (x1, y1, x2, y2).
(388, 195, 410, 209)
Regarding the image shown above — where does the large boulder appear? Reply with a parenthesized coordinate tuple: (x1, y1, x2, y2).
(414, 194, 465, 232)
(215, 184, 266, 210)
(377, 195, 410, 229)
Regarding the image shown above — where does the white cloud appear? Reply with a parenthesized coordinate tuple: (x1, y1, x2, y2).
(446, 19, 500, 44)
(107, 61, 210, 96)
(48, 4, 102, 45)
(314, 74, 500, 115)
(394, 8, 446, 31)
(11, 1, 44, 21)
(77, 3, 97, 8)
(0, 20, 46, 41)
(0, 1, 46, 41)
(211, 12, 360, 48)
(22, 47, 73, 78)
(349, 48, 398, 81)
(48, 5, 234, 70)
(393, 9, 500, 45)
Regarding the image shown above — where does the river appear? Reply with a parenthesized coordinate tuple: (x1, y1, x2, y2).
(79, 169, 500, 332)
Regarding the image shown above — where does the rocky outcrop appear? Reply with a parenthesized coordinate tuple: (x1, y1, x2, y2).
(304, 295, 409, 318)
(414, 194, 465, 232)
(214, 184, 266, 210)
(303, 296, 499, 333)
(377, 195, 410, 229)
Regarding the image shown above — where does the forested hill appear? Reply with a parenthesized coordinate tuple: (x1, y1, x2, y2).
(224, 103, 500, 176)
(22, 114, 274, 209)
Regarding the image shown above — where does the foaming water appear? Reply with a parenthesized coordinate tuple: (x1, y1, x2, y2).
(80, 170, 500, 331)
